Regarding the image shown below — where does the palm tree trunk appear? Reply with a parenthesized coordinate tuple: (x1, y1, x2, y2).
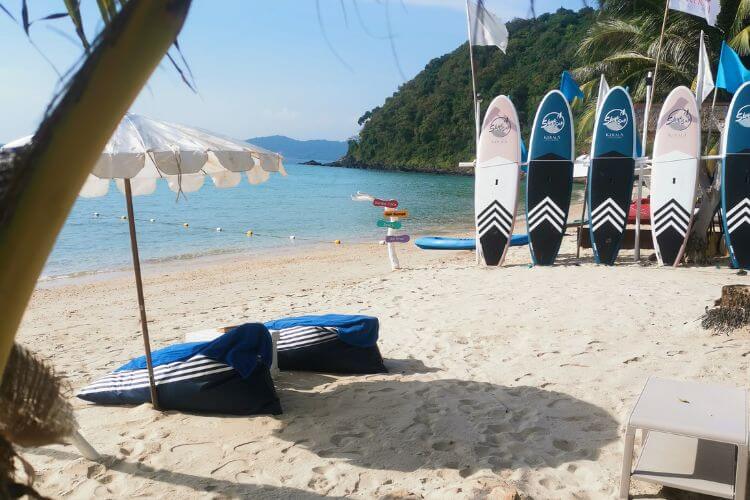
(686, 162, 721, 263)
(0, 0, 192, 383)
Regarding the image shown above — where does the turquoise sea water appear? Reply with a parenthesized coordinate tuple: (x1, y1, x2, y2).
(43, 163, 481, 279)
(44, 163, 585, 279)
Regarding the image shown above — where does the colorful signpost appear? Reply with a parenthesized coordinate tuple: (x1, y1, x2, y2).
(377, 219, 402, 229)
(373, 198, 399, 208)
(351, 191, 410, 270)
(383, 209, 409, 218)
(385, 234, 410, 243)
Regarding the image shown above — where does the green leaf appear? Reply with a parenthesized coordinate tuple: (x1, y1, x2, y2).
(62, 0, 89, 50)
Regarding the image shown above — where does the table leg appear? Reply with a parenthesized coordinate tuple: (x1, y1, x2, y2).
(735, 444, 747, 500)
(620, 425, 636, 499)
(271, 330, 280, 377)
(70, 431, 100, 461)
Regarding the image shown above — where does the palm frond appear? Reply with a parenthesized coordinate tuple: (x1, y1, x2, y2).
(0, 344, 75, 448)
(730, 0, 750, 42)
(0, 344, 74, 499)
(729, 26, 750, 55)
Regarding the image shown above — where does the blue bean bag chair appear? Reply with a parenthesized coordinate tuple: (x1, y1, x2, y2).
(77, 323, 282, 415)
(265, 314, 387, 374)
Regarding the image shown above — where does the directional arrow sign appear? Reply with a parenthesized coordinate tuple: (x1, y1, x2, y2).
(384, 209, 409, 218)
(377, 219, 402, 229)
(385, 234, 410, 243)
(373, 198, 398, 208)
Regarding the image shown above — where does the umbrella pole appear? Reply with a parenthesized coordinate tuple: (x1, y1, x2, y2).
(123, 178, 160, 410)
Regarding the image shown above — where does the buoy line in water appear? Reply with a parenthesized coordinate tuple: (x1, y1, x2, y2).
(90, 212, 343, 244)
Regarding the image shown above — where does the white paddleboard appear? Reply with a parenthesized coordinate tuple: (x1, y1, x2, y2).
(475, 95, 521, 266)
(650, 86, 700, 266)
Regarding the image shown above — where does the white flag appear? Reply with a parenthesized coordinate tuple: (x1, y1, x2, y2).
(695, 31, 715, 103)
(595, 74, 610, 116)
(466, 0, 508, 53)
(669, 0, 720, 26)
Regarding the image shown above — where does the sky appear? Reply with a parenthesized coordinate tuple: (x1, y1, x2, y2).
(0, 0, 582, 143)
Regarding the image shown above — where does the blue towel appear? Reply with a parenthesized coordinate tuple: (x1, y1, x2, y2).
(117, 323, 273, 378)
(265, 314, 379, 348)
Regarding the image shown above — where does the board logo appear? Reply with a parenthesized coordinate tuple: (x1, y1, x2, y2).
(489, 115, 511, 137)
(736, 105, 750, 128)
(603, 109, 628, 131)
(541, 112, 565, 134)
(666, 108, 692, 131)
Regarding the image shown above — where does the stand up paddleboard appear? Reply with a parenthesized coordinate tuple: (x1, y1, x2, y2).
(526, 90, 574, 265)
(476, 95, 521, 266)
(650, 86, 700, 266)
(588, 86, 636, 265)
(721, 81, 750, 269)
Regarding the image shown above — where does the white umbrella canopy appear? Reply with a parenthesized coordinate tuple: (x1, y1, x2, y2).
(3, 113, 286, 196)
(3, 114, 286, 410)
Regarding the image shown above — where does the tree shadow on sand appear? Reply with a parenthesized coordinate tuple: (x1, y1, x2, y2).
(26, 447, 338, 499)
(273, 376, 619, 475)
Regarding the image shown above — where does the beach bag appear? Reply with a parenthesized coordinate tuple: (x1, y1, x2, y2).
(265, 314, 387, 374)
(78, 323, 282, 415)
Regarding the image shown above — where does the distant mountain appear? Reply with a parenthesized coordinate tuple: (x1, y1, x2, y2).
(246, 135, 347, 163)
(344, 7, 596, 172)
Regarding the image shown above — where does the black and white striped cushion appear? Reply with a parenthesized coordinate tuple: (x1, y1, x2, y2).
(78, 355, 234, 397)
(271, 326, 386, 374)
(274, 326, 339, 351)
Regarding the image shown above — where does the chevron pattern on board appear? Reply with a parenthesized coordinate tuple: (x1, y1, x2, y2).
(726, 198, 750, 234)
(477, 200, 513, 238)
(591, 198, 626, 233)
(527, 196, 565, 233)
(652, 198, 690, 237)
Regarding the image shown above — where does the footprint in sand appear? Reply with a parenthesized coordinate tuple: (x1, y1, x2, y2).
(330, 432, 366, 447)
(431, 440, 455, 451)
(553, 439, 575, 452)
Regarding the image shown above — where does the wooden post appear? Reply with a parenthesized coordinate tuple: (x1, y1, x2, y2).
(576, 177, 588, 259)
(634, 71, 653, 261)
(123, 178, 159, 410)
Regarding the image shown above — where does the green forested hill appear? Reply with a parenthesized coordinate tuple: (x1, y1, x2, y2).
(343, 7, 596, 173)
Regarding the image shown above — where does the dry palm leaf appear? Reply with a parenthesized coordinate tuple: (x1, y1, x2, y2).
(701, 284, 750, 334)
(0, 344, 76, 499)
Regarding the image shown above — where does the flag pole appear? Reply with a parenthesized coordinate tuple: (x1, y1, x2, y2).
(651, 0, 670, 99)
(635, 0, 668, 262)
(634, 71, 653, 261)
(465, 0, 482, 264)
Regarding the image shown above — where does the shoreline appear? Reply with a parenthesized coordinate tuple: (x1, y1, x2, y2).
(37, 224, 479, 288)
(323, 157, 473, 176)
(40, 199, 588, 286)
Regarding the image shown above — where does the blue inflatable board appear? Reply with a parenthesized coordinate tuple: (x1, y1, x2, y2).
(415, 234, 528, 250)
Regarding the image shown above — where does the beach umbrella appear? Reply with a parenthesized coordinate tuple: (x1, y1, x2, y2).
(2, 114, 286, 409)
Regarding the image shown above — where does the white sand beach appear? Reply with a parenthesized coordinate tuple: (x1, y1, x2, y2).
(16, 233, 750, 499)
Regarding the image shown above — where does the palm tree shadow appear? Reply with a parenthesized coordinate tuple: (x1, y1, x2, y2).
(273, 378, 619, 474)
(26, 448, 337, 499)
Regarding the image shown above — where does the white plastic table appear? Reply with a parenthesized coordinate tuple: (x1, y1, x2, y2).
(620, 377, 748, 499)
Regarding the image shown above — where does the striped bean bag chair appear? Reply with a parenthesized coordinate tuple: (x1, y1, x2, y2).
(78, 323, 282, 415)
(265, 314, 387, 374)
